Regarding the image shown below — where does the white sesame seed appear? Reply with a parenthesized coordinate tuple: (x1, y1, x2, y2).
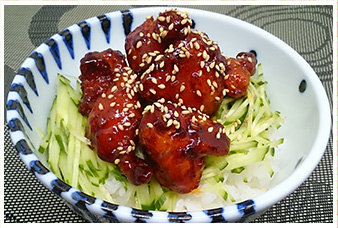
(155, 55, 164, 62)
(196, 90, 202, 97)
(150, 88, 157, 94)
(181, 110, 190, 115)
(136, 41, 142, 49)
(164, 75, 170, 82)
(200, 61, 205, 68)
(166, 15, 171, 23)
(180, 85, 185, 92)
(124, 122, 131, 127)
(174, 64, 179, 73)
(154, 102, 161, 108)
(98, 103, 104, 110)
(171, 75, 176, 82)
(159, 61, 165, 68)
(157, 16, 165, 22)
(146, 56, 153, 64)
(118, 125, 124, 131)
(139, 83, 144, 91)
(181, 18, 188, 25)
(111, 86, 117, 93)
(230, 125, 235, 134)
(208, 127, 213, 133)
(158, 84, 166, 89)
(168, 23, 174, 30)
(151, 78, 158, 84)
(200, 105, 205, 112)
(174, 111, 179, 118)
(147, 123, 154, 128)
(216, 132, 221, 139)
(114, 159, 120, 165)
(167, 119, 173, 127)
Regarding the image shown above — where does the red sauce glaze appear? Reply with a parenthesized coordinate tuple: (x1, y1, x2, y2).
(86, 63, 153, 186)
(125, 18, 164, 75)
(139, 101, 230, 193)
(78, 49, 127, 116)
(236, 52, 257, 76)
(224, 52, 257, 99)
(139, 31, 227, 116)
(154, 9, 192, 41)
(125, 9, 192, 76)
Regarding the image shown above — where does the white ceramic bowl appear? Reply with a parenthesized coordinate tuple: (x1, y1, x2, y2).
(6, 7, 331, 222)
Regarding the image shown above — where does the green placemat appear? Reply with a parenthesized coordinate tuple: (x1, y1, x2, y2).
(4, 5, 333, 223)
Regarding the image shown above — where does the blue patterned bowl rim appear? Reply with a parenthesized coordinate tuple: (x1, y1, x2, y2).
(6, 7, 331, 223)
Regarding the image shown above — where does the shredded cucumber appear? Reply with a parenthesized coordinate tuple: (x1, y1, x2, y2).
(204, 63, 284, 201)
(39, 75, 119, 199)
(39, 64, 284, 211)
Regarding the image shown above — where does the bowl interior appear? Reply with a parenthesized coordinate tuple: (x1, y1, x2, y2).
(6, 6, 331, 221)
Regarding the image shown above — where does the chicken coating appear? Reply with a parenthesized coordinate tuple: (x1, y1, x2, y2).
(139, 101, 230, 193)
(125, 9, 192, 76)
(224, 52, 257, 99)
(236, 51, 257, 76)
(78, 49, 127, 116)
(139, 31, 227, 116)
(77, 48, 153, 185)
(87, 65, 153, 185)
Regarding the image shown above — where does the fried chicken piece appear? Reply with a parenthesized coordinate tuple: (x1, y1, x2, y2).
(78, 49, 127, 116)
(224, 52, 257, 99)
(125, 17, 163, 75)
(139, 31, 227, 116)
(125, 9, 192, 75)
(154, 9, 193, 41)
(236, 52, 257, 76)
(139, 101, 230, 193)
(87, 65, 153, 185)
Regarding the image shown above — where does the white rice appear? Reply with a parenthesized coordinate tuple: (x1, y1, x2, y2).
(103, 153, 278, 211)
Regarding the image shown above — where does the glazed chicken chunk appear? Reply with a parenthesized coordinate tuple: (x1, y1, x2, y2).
(139, 101, 230, 193)
(78, 49, 127, 116)
(80, 49, 153, 185)
(139, 31, 227, 116)
(224, 51, 257, 99)
(125, 9, 192, 75)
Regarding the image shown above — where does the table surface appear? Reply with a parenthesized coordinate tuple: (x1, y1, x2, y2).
(3, 5, 334, 223)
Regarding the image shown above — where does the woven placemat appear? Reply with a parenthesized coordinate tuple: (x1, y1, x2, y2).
(3, 5, 333, 223)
